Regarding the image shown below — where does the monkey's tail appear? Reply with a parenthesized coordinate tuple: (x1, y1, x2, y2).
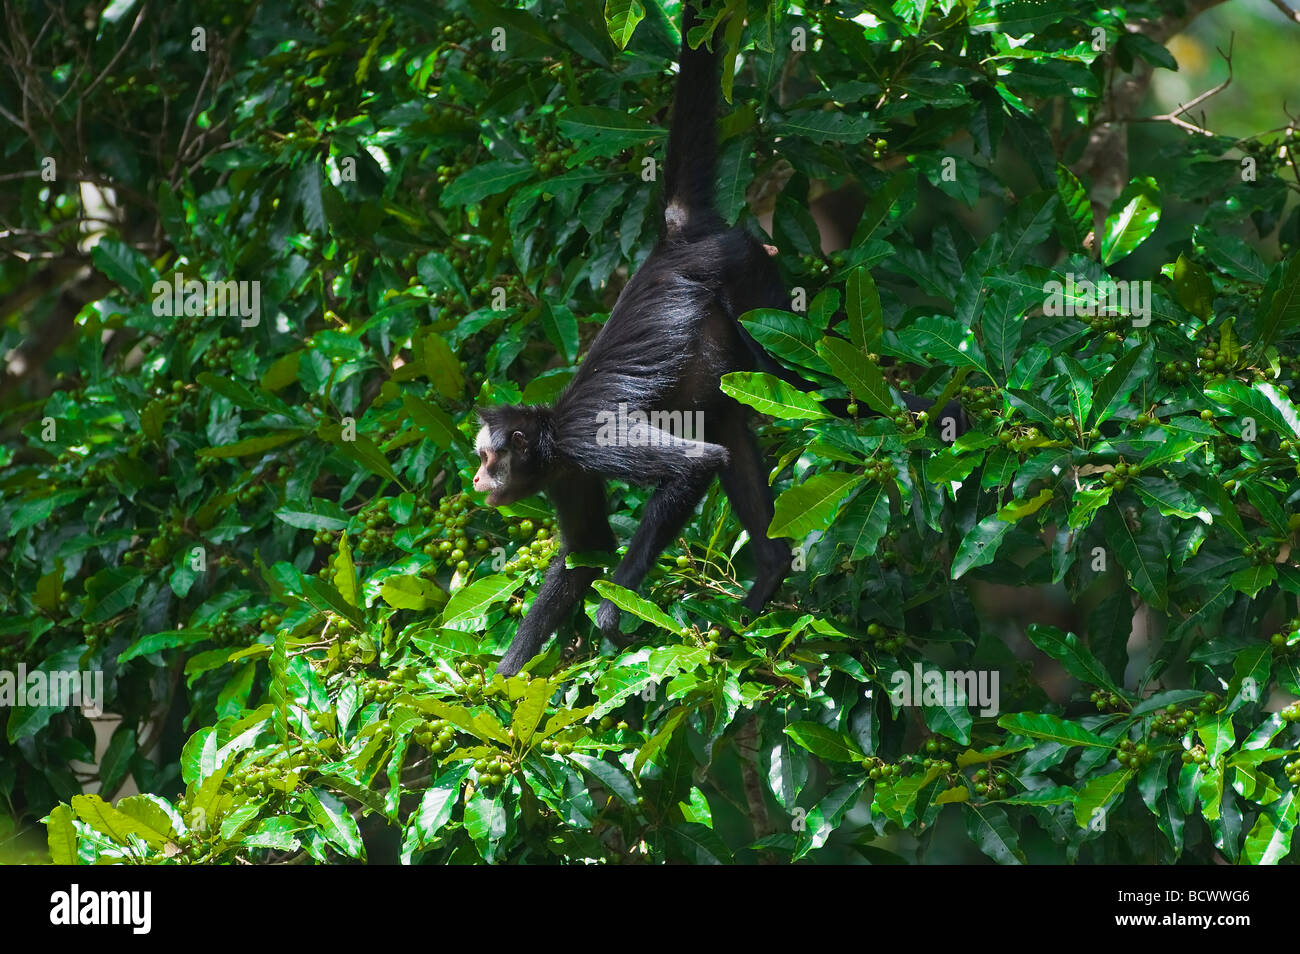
(662, 3, 725, 241)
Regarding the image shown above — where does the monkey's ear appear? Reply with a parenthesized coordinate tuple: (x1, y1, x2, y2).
(510, 429, 529, 453)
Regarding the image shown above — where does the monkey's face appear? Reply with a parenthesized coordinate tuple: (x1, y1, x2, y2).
(474, 423, 540, 507)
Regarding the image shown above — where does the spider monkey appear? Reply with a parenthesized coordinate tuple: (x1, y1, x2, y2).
(476, 4, 954, 676)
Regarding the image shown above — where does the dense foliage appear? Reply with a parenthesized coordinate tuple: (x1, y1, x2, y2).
(1, 0, 1298, 864)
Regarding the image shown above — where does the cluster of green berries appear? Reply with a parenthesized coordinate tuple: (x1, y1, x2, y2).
(1247, 541, 1282, 568)
(797, 254, 830, 276)
(473, 754, 512, 788)
(866, 621, 905, 654)
(123, 519, 185, 566)
(1117, 738, 1155, 768)
(1159, 359, 1195, 384)
(1284, 758, 1300, 785)
(421, 494, 483, 573)
(865, 457, 898, 481)
(1090, 689, 1127, 712)
(230, 751, 315, 798)
(1149, 700, 1211, 736)
(202, 336, 242, 370)
(1280, 701, 1300, 722)
(536, 738, 575, 756)
(1102, 461, 1141, 491)
(921, 735, 956, 773)
(959, 385, 1000, 423)
(358, 677, 398, 705)
(864, 759, 903, 781)
(81, 620, 113, 653)
(893, 407, 926, 435)
(1180, 744, 1209, 767)
(505, 525, 558, 574)
(235, 482, 265, 505)
(972, 767, 1013, 798)
(336, 637, 373, 665)
(1084, 311, 1126, 344)
(208, 610, 253, 647)
(413, 718, 457, 754)
(998, 425, 1066, 453)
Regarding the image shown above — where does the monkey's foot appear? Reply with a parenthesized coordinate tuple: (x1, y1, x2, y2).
(595, 598, 623, 642)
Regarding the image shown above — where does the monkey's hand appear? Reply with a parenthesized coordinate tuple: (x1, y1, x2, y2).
(595, 598, 631, 646)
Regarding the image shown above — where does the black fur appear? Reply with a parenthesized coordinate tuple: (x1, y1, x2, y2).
(484, 4, 796, 677)
(482, 4, 959, 677)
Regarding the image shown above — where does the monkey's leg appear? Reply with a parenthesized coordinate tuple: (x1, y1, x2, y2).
(497, 475, 616, 677)
(714, 417, 792, 614)
(594, 466, 716, 640)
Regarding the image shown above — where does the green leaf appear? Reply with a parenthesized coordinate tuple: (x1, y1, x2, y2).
(301, 788, 364, 859)
(1103, 506, 1168, 610)
(71, 793, 167, 849)
(783, 721, 865, 762)
(94, 239, 152, 294)
(417, 252, 470, 305)
(965, 804, 1026, 864)
(558, 106, 664, 148)
(825, 481, 891, 561)
(1204, 380, 1300, 439)
(1173, 253, 1214, 320)
(591, 581, 681, 633)
(1254, 251, 1300, 352)
(634, 707, 688, 777)
(46, 804, 80, 865)
(1056, 356, 1093, 426)
(951, 513, 1014, 578)
(816, 337, 893, 414)
(198, 432, 299, 459)
(442, 574, 519, 625)
(719, 371, 832, 420)
(83, 567, 144, 624)
(739, 309, 828, 373)
(1055, 164, 1092, 250)
(401, 392, 460, 450)
(1242, 789, 1297, 865)
(769, 472, 862, 538)
(1025, 624, 1121, 694)
(1100, 178, 1160, 265)
(1072, 770, 1133, 827)
(895, 315, 991, 379)
(844, 266, 882, 350)
(274, 500, 348, 531)
(604, 1, 646, 49)
(997, 712, 1110, 748)
(511, 678, 556, 745)
(780, 109, 877, 143)
(1089, 342, 1151, 427)
(379, 575, 445, 611)
(440, 161, 535, 208)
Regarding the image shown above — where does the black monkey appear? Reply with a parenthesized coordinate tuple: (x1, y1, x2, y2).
(476, 5, 799, 676)
(475, 5, 957, 676)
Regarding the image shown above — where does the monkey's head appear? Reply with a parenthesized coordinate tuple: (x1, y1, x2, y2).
(474, 405, 555, 507)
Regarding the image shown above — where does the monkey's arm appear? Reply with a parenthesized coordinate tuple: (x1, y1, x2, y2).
(496, 474, 617, 677)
